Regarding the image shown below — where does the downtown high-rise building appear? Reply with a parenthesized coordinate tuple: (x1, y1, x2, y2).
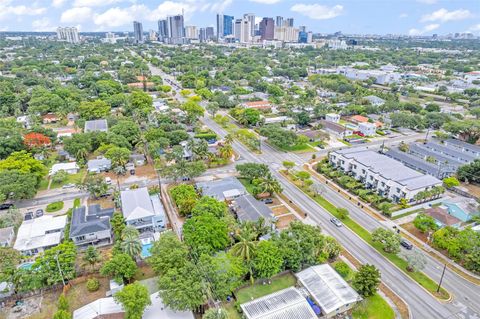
(259, 17, 274, 40)
(185, 26, 198, 39)
(167, 15, 185, 44)
(274, 25, 299, 42)
(235, 18, 251, 43)
(216, 14, 234, 38)
(57, 27, 79, 44)
(286, 18, 294, 27)
(205, 27, 215, 40)
(157, 19, 168, 41)
(133, 21, 143, 44)
(243, 13, 255, 37)
(275, 16, 283, 27)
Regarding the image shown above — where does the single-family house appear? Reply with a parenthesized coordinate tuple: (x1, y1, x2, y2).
(0, 226, 14, 247)
(14, 215, 67, 256)
(50, 162, 79, 175)
(120, 188, 166, 233)
(425, 206, 462, 228)
(84, 119, 108, 133)
(87, 157, 111, 173)
(242, 100, 272, 111)
(320, 120, 353, 138)
(42, 113, 59, 124)
(295, 264, 361, 318)
(364, 95, 386, 106)
(70, 205, 114, 248)
(129, 153, 146, 166)
(196, 177, 247, 201)
(325, 113, 340, 123)
(358, 122, 377, 136)
(442, 197, 479, 222)
(232, 194, 275, 226)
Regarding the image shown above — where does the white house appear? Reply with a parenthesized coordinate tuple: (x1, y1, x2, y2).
(364, 95, 385, 106)
(120, 188, 166, 233)
(50, 162, 79, 175)
(0, 226, 14, 247)
(329, 148, 442, 202)
(358, 122, 377, 136)
(14, 215, 67, 255)
(325, 113, 340, 123)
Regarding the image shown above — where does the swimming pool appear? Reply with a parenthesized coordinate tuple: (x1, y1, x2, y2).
(140, 238, 153, 259)
(18, 262, 34, 270)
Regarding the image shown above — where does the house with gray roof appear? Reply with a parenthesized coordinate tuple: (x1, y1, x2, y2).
(120, 188, 166, 233)
(87, 157, 111, 173)
(232, 194, 275, 226)
(84, 119, 108, 133)
(196, 177, 247, 201)
(70, 205, 114, 248)
(364, 95, 385, 106)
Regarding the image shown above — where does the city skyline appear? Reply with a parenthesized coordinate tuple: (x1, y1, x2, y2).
(0, 0, 479, 36)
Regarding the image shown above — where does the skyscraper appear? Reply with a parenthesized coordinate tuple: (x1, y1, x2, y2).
(223, 15, 234, 36)
(286, 18, 294, 27)
(133, 21, 143, 44)
(206, 27, 215, 40)
(243, 13, 255, 37)
(185, 26, 198, 39)
(235, 18, 251, 43)
(216, 14, 224, 38)
(57, 27, 79, 44)
(259, 17, 274, 40)
(167, 15, 185, 44)
(275, 16, 283, 27)
(158, 19, 168, 41)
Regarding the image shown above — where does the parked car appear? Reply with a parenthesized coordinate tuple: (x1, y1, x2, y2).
(401, 239, 413, 250)
(105, 177, 112, 185)
(35, 209, 44, 217)
(0, 203, 14, 210)
(62, 183, 75, 189)
(261, 198, 273, 204)
(330, 217, 343, 227)
(24, 212, 34, 221)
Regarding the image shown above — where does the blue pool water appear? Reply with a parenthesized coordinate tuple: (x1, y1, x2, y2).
(141, 243, 153, 258)
(18, 262, 34, 270)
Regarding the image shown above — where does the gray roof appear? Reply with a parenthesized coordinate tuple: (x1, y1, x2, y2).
(87, 158, 111, 171)
(233, 194, 273, 222)
(385, 149, 455, 178)
(424, 141, 477, 163)
(196, 177, 246, 201)
(120, 188, 164, 221)
(320, 120, 348, 134)
(84, 119, 108, 132)
(70, 205, 114, 237)
(296, 264, 361, 316)
(240, 287, 317, 319)
(364, 95, 385, 104)
(0, 226, 14, 243)
(409, 144, 463, 167)
(335, 148, 442, 190)
(444, 139, 480, 154)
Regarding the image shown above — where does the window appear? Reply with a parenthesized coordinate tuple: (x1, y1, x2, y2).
(77, 235, 86, 241)
(396, 188, 400, 193)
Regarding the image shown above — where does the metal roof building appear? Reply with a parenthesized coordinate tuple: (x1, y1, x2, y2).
(196, 177, 247, 201)
(296, 264, 361, 318)
(233, 194, 274, 223)
(240, 287, 317, 319)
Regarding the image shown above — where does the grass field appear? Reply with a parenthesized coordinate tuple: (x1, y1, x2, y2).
(238, 178, 257, 196)
(352, 293, 395, 319)
(50, 170, 85, 189)
(235, 273, 297, 304)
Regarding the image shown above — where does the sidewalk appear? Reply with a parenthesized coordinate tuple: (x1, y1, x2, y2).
(160, 183, 183, 238)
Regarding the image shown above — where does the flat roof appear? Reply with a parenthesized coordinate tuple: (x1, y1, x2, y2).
(196, 177, 246, 201)
(296, 264, 361, 315)
(240, 287, 317, 319)
(14, 215, 67, 252)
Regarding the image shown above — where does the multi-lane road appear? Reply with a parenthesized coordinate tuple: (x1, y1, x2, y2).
(147, 62, 480, 319)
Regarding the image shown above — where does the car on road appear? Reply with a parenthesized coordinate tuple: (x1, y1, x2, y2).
(330, 217, 343, 227)
(62, 183, 75, 189)
(0, 203, 14, 210)
(35, 209, 44, 217)
(401, 239, 413, 250)
(24, 212, 34, 221)
(261, 198, 273, 204)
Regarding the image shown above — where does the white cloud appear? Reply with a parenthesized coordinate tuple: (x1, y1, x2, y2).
(210, 0, 233, 12)
(290, 4, 343, 20)
(421, 8, 473, 23)
(468, 24, 480, 33)
(416, 0, 437, 4)
(0, 2, 46, 20)
(249, 0, 282, 4)
(51, 0, 65, 8)
(32, 17, 56, 31)
(61, 6, 93, 24)
(93, 4, 149, 28)
(73, 0, 123, 7)
(399, 13, 408, 18)
(409, 23, 440, 35)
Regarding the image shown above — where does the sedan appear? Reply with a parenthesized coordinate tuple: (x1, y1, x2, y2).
(0, 203, 14, 210)
(261, 198, 274, 204)
(401, 239, 413, 250)
(35, 209, 44, 217)
(330, 217, 343, 227)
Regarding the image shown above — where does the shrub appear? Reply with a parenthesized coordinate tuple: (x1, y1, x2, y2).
(86, 278, 100, 292)
(334, 261, 351, 278)
(46, 201, 64, 212)
(194, 133, 217, 140)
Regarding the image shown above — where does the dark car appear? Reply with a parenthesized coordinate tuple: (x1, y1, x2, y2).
(401, 239, 413, 250)
(0, 203, 14, 210)
(35, 209, 44, 217)
(261, 198, 273, 204)
(330, 217, 343, 227)
(24, 212, 34, 221)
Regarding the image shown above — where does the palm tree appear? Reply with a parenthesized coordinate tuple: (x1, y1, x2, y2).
(121, 226, 140, 241)
(82, 246, 102, 273)
(224, 134, 234, 145)
(231, 230, 258, 284)
(219, 144, 234, 160)
(259, 177, 282, 195)
(121, 237, 142, 259)
(76, 148, 88, 162)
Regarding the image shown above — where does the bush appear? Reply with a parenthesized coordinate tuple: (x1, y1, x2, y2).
(334, 261, 351, 278)
(194, 133, 217, 140)
(86, 278, 100, 292)
(46, 201, 64, 212)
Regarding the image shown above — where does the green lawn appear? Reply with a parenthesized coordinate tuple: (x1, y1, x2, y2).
(238, 178, 257, 196)
(281, 143, 316, 153)
(285, 175, 450, 300)
(38, 178, 50, 191)
(235, 273, 296, 304)
(352, 294, 395, 319)
(46, 201, 64, 213)
(50, 170, 85, 189)
(223, 303, 241, 319)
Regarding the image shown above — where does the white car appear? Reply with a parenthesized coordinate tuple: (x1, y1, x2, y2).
(105, 177, 112, 185)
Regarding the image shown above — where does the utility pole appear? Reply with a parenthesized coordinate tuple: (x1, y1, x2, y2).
(436, 263, 447, 293)
(55, 252, 66, 287)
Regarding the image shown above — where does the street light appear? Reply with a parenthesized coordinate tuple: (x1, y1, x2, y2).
(436, 263, 447, 293)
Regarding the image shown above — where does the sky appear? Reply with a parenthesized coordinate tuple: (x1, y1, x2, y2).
(0, 0, 479, 35)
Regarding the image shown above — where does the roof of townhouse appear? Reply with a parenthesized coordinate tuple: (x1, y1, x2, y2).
(234, 194, 274, 222)
(70, 205, 114, 238)
(425, 141, 477, 162)
(240, 287, 317, 319)
(296, 264, 361, 316)
(385, 149, 453, 177)
(425, 207, 462, 226)
(196, 177, 247, 201)
(409, 144, 463, 167)
(334, 148, 441, 190)
(14, 215, 67, 252)
(120, 188, 164, 221)
(444, 139, 480, 154)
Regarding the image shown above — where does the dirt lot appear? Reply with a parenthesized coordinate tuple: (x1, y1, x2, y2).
(401, 222, 430, 243)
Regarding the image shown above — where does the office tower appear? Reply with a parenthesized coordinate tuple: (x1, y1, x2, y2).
(299, 26, 306, 32)
(298, 30, 307, 43)
(205, 27, 215, 40)
(216, 14, 224, 38)
(185, 26, 198, 39)
(259, 17, 275, 40)
(133, 21, 143, 44)
(307, 31, 313, 43)
(243, 13, 255, 37)
(286, 18, 294, 27)
(274, 26, 299, 42)
(149, 30, 158, 41)
(56, 27, 80, 44)
(199, 28, 206, 42)
(158, 19, 168, 41)
(167, 15, 185, 44)
(216, 14, 234, 38)
(235, 18, 251, 43)
(275, 16, 283, 27)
